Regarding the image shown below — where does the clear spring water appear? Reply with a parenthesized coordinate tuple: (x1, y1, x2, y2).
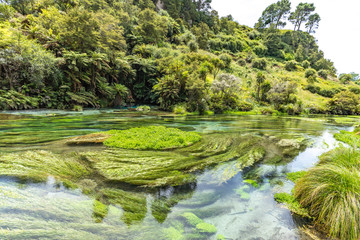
(0, 110, 356, 240)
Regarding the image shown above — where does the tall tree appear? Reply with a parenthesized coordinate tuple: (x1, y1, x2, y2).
(255, 0, 291, 29)
(289, 3, 315, 31)
(306, 13, 321, 34)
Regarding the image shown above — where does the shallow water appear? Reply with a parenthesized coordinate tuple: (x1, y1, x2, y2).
(0, 110, 356, 240)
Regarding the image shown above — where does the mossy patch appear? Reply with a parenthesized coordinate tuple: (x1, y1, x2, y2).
(235, 185, 251, 200)
(274, 192, 310, 218)
(92, 200, 109, 223)
(286, 171, 307, 182)
(181, 212, 203, 226)
(196, 222, 217, 234)
(103, 126, 201, 150)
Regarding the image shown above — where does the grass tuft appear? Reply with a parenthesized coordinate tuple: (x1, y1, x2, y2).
(294, 146, 360, 240)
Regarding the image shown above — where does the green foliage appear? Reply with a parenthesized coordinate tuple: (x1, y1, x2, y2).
(188, 40, 199, 52)
(305, 68, 317, 78)
(267, 81, 297, 110)
(286, 171, 307, 182)
(252, 58, 267, 70)
(339, 73, 353, 84)
(334, 130, 360, 148)
(103, 126, 201, 150)
(284, 60, 297, 71)
(92, 200, 109, 223)
(274, 192, 310, 218)
(327, 91, 360, 115)
(210, 73, 242, 113)
(0, 150, 90, 184)
(196, 222, 217, 234)
(181, 212, 203, 226)
(294, 146, 360, 239)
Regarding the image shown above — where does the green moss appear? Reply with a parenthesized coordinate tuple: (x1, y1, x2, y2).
(235, 185, 251, 200)
(217, 234, 226, 240)
(181, 212, 203, 226)
(103, 126, 201, 150)
(92, 200, 109, 223)
(286, 171, 307, 182)
(196, 222, 217, 234)
(163, 227, 184, 240)
(274, 192, 310, 218)
(243, 179, 259, 188)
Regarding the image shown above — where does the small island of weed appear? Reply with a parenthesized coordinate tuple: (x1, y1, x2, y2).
(103, 126, 201, 150)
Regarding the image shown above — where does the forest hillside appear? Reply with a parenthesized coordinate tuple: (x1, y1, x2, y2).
(0, 0, 359, 115)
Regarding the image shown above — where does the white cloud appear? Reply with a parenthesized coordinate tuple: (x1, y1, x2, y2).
(211, 0, 360, 74)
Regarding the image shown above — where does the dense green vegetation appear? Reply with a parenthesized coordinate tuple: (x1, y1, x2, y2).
(0, 0, 359, 114)
(103, 126, 201, 150)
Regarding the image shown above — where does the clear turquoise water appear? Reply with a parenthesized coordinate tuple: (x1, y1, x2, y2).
(0, 110, 355, 239)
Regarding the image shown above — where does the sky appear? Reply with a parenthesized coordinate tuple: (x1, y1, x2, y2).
(211, 0, 360, 74)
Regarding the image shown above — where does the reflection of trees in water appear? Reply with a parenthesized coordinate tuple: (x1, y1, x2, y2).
(91, 182, 197, 225)
(151, 183, 197, 223)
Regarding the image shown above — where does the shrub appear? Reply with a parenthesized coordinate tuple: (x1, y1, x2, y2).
(253, 45, 267, 56)
(188, 40, 199, 52)
(349, 86, 360, 95)
(210, 74, 242, 113)
(339, 73, 352, 84)
(285, 60, 297, 71)
(302, 60, 310, 69)
(318, 69, 328, 79)
(294, 147, 360, 239)
(103, 126, 201, 150)
(219, 53, 232, 68)
(327, 91, 360, 115)
(237, 101, 253, 112)
(237, 58, 246, 66)
(305, 68, 317, 78)
(252, 58, 267, 70)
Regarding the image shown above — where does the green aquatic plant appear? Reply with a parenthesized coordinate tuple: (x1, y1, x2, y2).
(92, 200, 109, 223)
(235, 185, 251, 200)
(243, 179, 259, 188)
(163, 227, 184, 240)
(103, 126, 201, 150)
(0, 151, 90, 185)
(294, 146, 360, 240)
(196, 222, 217, 234)
(181, 212, 203, 226)
(274, 192, 310, 218)
(217, 234, 226, 240)
(286, 171, 307, 182)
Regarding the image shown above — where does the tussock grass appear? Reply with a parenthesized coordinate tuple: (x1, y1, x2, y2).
(294, 147, 360, 239)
